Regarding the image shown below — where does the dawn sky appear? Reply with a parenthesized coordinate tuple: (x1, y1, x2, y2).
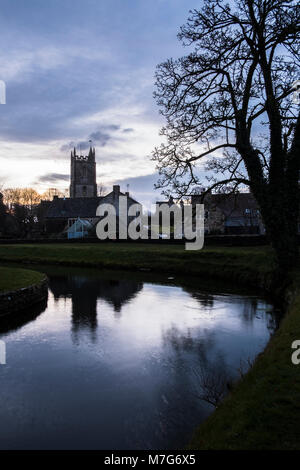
(0, 0, 201, 206)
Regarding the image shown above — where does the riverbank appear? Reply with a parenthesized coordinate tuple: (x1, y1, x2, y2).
(0, 266, 48, 317)
(0, 266, 46, 294)
(0, 243, 275, 291)
(0, 243, 299, 449)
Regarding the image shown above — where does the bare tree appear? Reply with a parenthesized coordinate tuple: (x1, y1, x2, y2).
(2, 188, 22, 210)
(41, 188, 67, 200)
(153, 0, 300, 271)
(2, 188, 41, 210)
(193, 361, 231, 407)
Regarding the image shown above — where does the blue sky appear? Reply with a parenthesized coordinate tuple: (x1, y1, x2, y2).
(0, 0, 200, 206)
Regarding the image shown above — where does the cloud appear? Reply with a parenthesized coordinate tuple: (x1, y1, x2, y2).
(60, 124, 122, 152)
(0, 0, 199, 195)
(60, 140, 91, 152)
(89, 130, 111, 146)
(38, 173, 70, 183)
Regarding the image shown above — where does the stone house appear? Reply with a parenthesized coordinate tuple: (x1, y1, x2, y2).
(191, 192, 265, 235)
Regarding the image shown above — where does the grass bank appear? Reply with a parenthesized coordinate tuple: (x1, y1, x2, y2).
(0, 242, 299, 449)
(0, 243, 275, 291)
(0, 266, 46, 293)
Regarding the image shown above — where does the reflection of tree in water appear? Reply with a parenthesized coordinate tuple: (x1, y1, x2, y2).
(152, 291, 277, 449)
(267, 308, 281, 332)
(193, 354, 230, 407)
(183, 285, 277, 332)
(161, 323, 215, 357)
(240, 297, 278, 333)
(48, 275, 143, 342)
(125, 324, 222, 449)
(142, 321, 255, 449)
(182, 288, 215, 309)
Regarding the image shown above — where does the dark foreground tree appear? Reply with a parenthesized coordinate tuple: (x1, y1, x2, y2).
(153, 0, 300, 271)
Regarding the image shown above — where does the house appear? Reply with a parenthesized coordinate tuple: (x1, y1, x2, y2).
(191, 192, 265, 235)
(153, 196, 185, 237)
(40, 185, 140, 237)
(154, 192, 265, 236)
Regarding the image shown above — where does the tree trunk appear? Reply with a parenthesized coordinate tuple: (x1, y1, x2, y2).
(258, 190, 299, 273)
(269, 222, 298, 271)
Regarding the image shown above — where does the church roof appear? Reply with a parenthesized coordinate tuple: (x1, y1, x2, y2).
(45, 197, 103, 219)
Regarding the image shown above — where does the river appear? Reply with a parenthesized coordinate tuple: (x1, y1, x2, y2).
(0, 266, 278, 450)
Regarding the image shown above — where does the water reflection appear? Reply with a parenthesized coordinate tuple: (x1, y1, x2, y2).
(183, 284, 280, 332)
(0, 268, 276, 450)
(49, 275, 143, 342)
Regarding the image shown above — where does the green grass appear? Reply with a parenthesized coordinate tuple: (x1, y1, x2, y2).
(0, 266, 45, 293)
(0, 242, 300, 449)
(0, 243, 275, 290)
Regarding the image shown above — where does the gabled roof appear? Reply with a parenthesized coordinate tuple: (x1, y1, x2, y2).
(103, 190, 139, 206)
(45, 197, 103, 219)
(44, 190, 140, 220)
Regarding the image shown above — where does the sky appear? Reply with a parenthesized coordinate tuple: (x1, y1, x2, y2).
(0, 0, 201, 207)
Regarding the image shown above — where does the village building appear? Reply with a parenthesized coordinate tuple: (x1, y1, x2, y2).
(39, 148, 139, 237)
(38, 147, 269, 238)
(191, 192, 265, 235)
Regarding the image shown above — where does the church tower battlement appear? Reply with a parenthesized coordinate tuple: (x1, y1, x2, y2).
(70, 147, 97, 198)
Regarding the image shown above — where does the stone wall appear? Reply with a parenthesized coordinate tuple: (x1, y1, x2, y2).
(0, 278, 48, 318)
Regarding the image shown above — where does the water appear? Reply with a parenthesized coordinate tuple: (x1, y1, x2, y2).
(0, 266, 277, 450)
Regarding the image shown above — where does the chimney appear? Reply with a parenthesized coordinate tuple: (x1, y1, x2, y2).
(113, 185, 120, 195)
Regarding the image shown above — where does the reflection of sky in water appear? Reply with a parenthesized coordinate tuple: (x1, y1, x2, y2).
(0, 271, 276, 450)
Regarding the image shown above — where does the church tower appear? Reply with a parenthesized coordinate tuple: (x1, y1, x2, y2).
(70, 147, 97, 198)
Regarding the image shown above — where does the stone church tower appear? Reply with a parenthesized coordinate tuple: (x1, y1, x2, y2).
(70, 147, 97, 198)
